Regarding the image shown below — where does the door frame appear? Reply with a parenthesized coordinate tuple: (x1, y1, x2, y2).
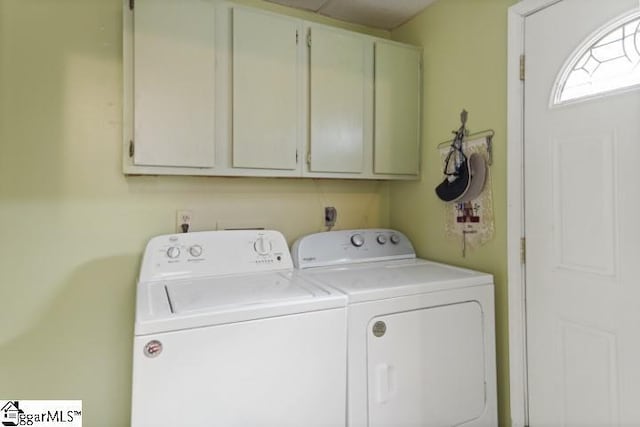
(507, 1, 562, 426)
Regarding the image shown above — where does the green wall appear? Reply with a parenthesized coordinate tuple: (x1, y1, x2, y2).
(1, 0, 518, 424)
(0, 1, 388, 425)
(390, 0, 517, 425)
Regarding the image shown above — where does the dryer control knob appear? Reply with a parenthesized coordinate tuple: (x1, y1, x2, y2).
(254, 237, 272, 255)
(189, 245, 203, 258)
(166, 246, 181, 259)
(390, 234, 401, 245)
(350, 234, 365, 247)
(376, 235, 387, 245)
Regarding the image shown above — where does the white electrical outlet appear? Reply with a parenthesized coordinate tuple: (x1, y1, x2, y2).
(176, 210, 193, 233)
(324, 206, 337, 227)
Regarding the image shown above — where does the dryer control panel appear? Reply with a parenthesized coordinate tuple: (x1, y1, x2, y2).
(292, 229, 416, 269)
(139, 230, 293, 282)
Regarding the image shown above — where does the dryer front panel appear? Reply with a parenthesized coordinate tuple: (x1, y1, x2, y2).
(366, 301, 486, 427)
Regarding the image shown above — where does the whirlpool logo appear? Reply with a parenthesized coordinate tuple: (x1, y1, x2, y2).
(0, 401, 82, 426)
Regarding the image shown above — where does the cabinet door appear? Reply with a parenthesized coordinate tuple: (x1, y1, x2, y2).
(133, 0, 216, 168)
(374, 41, 421, 175)
(232, 8, 299, 170)
(309, 27, 367, 173)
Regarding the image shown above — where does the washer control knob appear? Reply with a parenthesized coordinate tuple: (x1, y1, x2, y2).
(390, 234, 401, 245)
(166, 246, 181, 259)
(189, 245, 203, 258)
(254, 236, 272, 255)
(376, 235, 387, 245)
(350, 234, 365, 247)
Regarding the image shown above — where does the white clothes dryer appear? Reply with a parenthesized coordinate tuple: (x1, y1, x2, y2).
(131, 230, 347, 427)
(292, 229, 498, 427)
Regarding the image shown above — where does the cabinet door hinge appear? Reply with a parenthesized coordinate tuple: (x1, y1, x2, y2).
(520, 237, 527, 264)
(306, 151, 311, 166)
(306, 31, 312, 48)
(129, 140, 135, 158)
(296, 30, 299, 45)
(129, 0, 134, 10)
(520, 54, 525, 81)
(295, 149, 299, 164)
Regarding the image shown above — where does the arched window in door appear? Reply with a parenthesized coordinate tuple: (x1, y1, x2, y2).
(554, 11, 640, 104)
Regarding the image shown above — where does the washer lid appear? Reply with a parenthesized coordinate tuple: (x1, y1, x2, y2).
(166, 273, 313, 314)
(301, 259, 493, 303)
(135, 272, 346, 336)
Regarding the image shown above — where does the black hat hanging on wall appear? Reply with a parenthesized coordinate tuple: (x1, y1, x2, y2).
(435, 110, 472, 202)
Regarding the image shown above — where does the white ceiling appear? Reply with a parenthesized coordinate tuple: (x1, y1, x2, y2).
(264, 0, 439, 30)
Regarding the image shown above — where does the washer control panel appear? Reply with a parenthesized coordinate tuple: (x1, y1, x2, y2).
(140, 230, 292, 282)
(292, 229, 415, 269)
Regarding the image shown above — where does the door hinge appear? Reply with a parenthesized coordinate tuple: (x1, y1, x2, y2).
(296, 30, 299, 45)
(306, 151, 311, 166)
(519, 54, 525, 81)
(295, 149, 299, 164)
(129, 0, 134, 10)
(520, 237, 527, 264)
(129, 140, 135, 158)
(306, 31, 312, 48)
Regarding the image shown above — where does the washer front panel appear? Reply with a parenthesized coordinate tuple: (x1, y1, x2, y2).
(131, 308, 347, 427)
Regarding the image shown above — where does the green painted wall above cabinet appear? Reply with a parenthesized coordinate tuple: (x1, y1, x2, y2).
(123, 0, 423, 180)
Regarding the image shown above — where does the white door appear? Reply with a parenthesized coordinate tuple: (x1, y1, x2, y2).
(525, 1, 640, 425)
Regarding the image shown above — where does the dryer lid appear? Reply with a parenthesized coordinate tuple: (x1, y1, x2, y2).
(302, 259, 493, 303)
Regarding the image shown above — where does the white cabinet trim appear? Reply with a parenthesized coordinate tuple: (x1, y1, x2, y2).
(507, 1, 563, 427)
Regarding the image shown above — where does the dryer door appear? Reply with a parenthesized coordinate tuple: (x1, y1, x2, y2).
(367, 301, 486, 426)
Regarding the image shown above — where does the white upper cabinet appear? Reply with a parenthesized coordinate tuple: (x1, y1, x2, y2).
(231, 8, 301, 171)
(374, 41, 422, 176)
(308, 25, 368, 174)
(132, 0, 216, 168)
(123, 0, 421, 180)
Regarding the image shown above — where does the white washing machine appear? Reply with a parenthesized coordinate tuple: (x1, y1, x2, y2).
(131, 230, 347, 427)
(292, 229, 498, 427)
